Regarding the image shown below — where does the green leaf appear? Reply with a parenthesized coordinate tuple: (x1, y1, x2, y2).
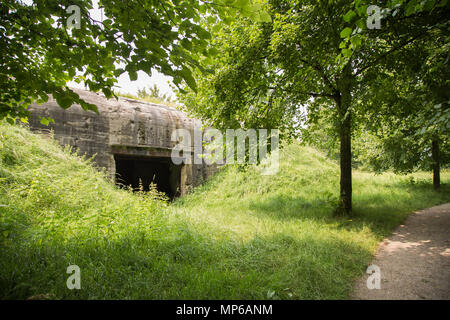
(180, 67, 197, 92)
(102, 87, 113, 99)
(356, 18, 366, 29)
(55, 95, 74, 109)
(342, 48, 352, 57)
(129, 70, 138, 81)
(208, 47, 219, 56)
(343, 10, 357, 22)
(355, 4, 368, 16)
(350, 35, 362, 48)
(340, 27, 353, 38)
(255, 11, 272, 23)
(40, 117, 54, 126)
(79, 101, 99, 113)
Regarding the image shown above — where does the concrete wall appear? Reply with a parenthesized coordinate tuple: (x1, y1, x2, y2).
(27, 89, 217, 195)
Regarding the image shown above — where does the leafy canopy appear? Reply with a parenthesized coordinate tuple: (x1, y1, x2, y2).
(180, 0, 448, 148)
(0, 0, 271, 123)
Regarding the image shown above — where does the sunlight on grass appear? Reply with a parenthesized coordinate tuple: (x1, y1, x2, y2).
(1, 122, 449, 299)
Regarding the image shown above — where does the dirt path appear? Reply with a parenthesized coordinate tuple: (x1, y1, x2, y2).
(352, 203, 450, 300)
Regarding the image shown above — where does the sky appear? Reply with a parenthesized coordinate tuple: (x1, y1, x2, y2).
(69, 70, 176, 99)
(64, 1, 176, 99)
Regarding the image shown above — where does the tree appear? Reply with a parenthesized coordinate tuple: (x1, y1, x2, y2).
(351, 73, 449, 184)
(137, 84, 174, 103)
(352, 59, 449, 189)
(0, 0, 271, 123)
(343, 0, 449, 189)
(179, 0, 448, 214)
(420, 35, 449, 189)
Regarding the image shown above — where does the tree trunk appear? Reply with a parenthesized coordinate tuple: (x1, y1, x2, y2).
(339, 107, 352, 213)
(432, 137, 440, 190)
(335, 65, 353, 215)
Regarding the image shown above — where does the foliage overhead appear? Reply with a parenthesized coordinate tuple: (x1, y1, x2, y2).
(0, 0, 271, 123)
(180, 0, 448, 130)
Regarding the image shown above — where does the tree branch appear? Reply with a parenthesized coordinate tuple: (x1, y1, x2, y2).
(355, 31, 428, 76)
(298, 57, 337, 92)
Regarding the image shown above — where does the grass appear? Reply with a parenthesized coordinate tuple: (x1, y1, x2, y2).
(0, 121, 449, 299)
(114, 90, 179, 108)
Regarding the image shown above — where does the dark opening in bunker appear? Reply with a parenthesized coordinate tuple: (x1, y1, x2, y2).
(114, 155, 181, 199)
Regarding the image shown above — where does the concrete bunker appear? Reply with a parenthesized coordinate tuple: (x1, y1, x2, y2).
(114, 154, 181, 199)
(26, 89, 218, 198)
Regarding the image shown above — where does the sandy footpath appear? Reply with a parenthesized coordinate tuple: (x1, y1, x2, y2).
(352, 203, 450, 300)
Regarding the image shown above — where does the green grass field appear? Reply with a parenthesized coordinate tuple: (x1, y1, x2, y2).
(1, 122, 449, 299)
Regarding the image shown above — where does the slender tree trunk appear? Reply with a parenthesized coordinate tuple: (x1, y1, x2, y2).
(432, 137, 440, 190)
(336, 97, 352, 214)
(339, 107, 352, 213)
(335, 65, 353, 215)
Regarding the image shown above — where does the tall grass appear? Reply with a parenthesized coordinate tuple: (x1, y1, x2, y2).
(114, 91, 178, 108)
(0, 122, 449, 299)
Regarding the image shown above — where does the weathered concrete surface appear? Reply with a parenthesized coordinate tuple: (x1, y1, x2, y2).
(352, 203, 450, 300)
(27, 89, 217, 195)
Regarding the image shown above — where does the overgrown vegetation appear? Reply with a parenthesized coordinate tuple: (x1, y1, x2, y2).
(114, 86, 178, 108)
(1, 122, 449, 299)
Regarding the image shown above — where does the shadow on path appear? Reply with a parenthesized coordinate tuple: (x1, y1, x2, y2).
(352, 203, 450, 300)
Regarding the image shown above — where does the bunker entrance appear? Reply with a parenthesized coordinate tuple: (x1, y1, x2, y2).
(114, 155, 181, 199)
